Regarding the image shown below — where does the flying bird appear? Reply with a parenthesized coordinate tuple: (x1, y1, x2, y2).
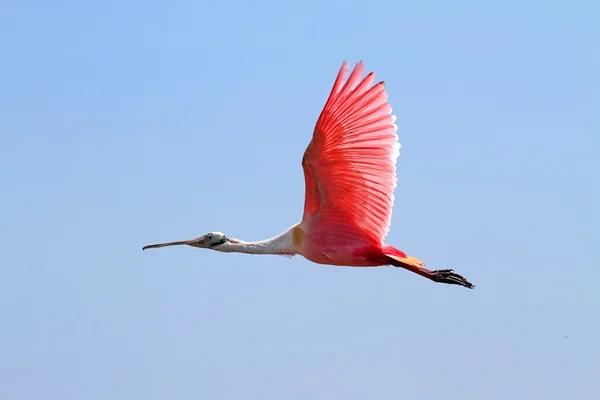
(143, 61, 475, 289)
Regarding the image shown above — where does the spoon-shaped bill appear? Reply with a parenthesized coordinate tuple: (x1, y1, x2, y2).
(142, 240, 193, 250)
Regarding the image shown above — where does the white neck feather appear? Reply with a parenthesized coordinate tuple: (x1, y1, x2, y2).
(215, 224, 298, 256)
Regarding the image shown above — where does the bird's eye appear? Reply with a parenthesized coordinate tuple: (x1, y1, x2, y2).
(206, 234, 213, 241)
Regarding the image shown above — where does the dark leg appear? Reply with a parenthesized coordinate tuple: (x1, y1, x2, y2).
(387, 256, 475, 289)
(421, 268, 475, 289)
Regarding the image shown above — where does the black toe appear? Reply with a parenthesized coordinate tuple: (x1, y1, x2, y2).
(431, 269, 475, 289)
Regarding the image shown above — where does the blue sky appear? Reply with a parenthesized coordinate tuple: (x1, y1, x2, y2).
(1, 0, 598, 399)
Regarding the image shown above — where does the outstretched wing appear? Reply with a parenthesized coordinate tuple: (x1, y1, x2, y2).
(301, 61, 401, 245)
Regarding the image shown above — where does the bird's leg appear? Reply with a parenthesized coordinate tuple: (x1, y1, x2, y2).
(386, 255, 475, 289)
(419, 268, 475, 289)
(404, 265, 475, 288)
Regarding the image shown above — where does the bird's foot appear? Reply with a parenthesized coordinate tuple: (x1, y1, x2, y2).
(429, 269, 475, 289)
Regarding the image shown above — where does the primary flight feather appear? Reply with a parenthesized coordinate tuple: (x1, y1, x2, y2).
(143, 61, 475, 289)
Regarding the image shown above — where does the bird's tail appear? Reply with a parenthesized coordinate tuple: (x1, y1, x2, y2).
(387, 254, 425, 269)
(385, 253, 427, 276)
(382, 245, 425, 270)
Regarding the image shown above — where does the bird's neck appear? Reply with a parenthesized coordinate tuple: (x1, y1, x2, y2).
(216, 224, 299, 256)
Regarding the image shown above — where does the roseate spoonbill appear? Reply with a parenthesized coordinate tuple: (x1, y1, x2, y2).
(143, 61, 475, 289)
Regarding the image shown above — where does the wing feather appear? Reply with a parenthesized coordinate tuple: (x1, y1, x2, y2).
(301, 61, 400, 244)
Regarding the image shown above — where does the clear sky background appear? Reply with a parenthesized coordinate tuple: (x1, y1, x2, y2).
(1, 1, 598, 399)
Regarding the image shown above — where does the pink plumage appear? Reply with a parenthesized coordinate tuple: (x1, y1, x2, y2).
(299, 61, 400, 266)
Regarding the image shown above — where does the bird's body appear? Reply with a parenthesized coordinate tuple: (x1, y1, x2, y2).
(144, 61, 475, 289)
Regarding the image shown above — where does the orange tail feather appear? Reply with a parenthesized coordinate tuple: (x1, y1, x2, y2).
(386, 254, 425, 269)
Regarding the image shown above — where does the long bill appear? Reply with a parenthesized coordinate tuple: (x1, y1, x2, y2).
(142, 240, 194, 250)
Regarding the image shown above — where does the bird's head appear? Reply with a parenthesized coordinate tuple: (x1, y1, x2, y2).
(142, 231, 230, 251)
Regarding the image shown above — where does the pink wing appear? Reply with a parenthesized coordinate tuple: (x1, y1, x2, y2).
(301, 61, 400, 245)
